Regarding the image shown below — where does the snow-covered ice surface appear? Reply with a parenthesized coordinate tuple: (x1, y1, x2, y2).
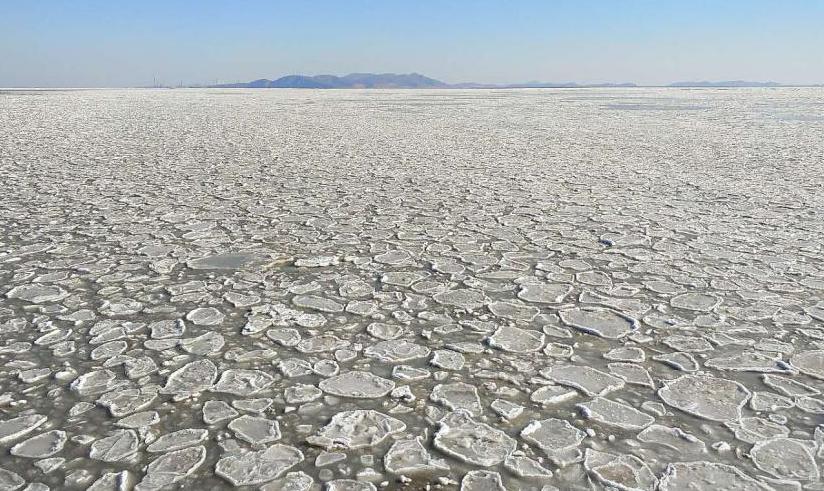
(1, 87, 824, 490)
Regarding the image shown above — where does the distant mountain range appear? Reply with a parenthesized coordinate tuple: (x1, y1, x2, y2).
(216, 73, 448, 89)
(210, 73, 812, 89)
(213, 73, 638, 89)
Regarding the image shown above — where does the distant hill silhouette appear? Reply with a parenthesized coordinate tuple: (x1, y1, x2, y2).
(217, 73, 447, 89)
(214, 73, 639, 89)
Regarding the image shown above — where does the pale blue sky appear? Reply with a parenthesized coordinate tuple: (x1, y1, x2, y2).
(1, 0, 822, 87)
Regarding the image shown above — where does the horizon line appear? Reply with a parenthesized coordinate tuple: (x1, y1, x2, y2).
(5, 85, 824, 90)
(5, 83, 824, 90)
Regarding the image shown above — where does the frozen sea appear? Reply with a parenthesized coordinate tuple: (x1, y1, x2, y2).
(1, 87, 824, 490)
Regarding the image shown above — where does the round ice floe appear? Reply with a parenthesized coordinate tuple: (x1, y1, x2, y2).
(96, 387, 158, 417)
(145, 429, 207, 454)
(308, 410, 406, 450)
(366, 322, 404, 340)
(576, 271, 612, 287)
(750, 437, 819, 481)
(211, 368, 275, 397)
(100, 299, 144, 317)
(577, 397, 655, 430)
(185, 307, 225, 326)
(202, 401, 238, 425)
(487, 300, 540, 321)
(520, 418, 585, 466)
(224, 291, 260, 308)
(319, 371, 394, 398)
(89, 430, 139, 462)
(179, 332, 225, 355)
(374, 249, 413, 265)
(338, 278, 374, 298)
(559, 307, 637, 339)
(71, 369, 117, 396)
(661, 335, 713, 353)
(644, 280, 686, 295)
(670, 292, 721, 312)
(517, 282, 573, 304)
(607, 363, 654, 388)
(604, 346, 645, 362)
(431, 259, 465, 274)
(215, 444, 304, 486)
(430, 349, 465, 370)
(381, 271, 429, 287)
(291, 295, 344, 313)
(284, 384, 322, 404)
(233, 398, 273, 413)
(279, 359, 313, 378)
(433, 411, 516, 467)
(162, 359, 218, 397)
(5, 284, 69, 304)
(137, 446, 206, 490)
(487, 326, 545, 353)
(35, 328, 72, 346)
(312, 359, 339, 377)
(10, 430, 67, 458)
(658, 374, 750, 422)
(384, 438, 450, 475)
(90, 340, 128, 361)
(228, 415, 281, 445)
(266, 328, 301, 346)
(124, 357, 158, 379)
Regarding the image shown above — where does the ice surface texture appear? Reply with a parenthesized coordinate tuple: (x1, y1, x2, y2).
(0, 87, 823, 489)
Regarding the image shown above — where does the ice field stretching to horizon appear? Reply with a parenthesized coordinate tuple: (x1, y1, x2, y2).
(1, 87, 824, 490)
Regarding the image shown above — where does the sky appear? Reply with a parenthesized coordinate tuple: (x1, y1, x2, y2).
(1, 0, 823, 87)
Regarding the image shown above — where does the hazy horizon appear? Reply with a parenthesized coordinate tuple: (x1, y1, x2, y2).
(1, 0, 823, 88)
